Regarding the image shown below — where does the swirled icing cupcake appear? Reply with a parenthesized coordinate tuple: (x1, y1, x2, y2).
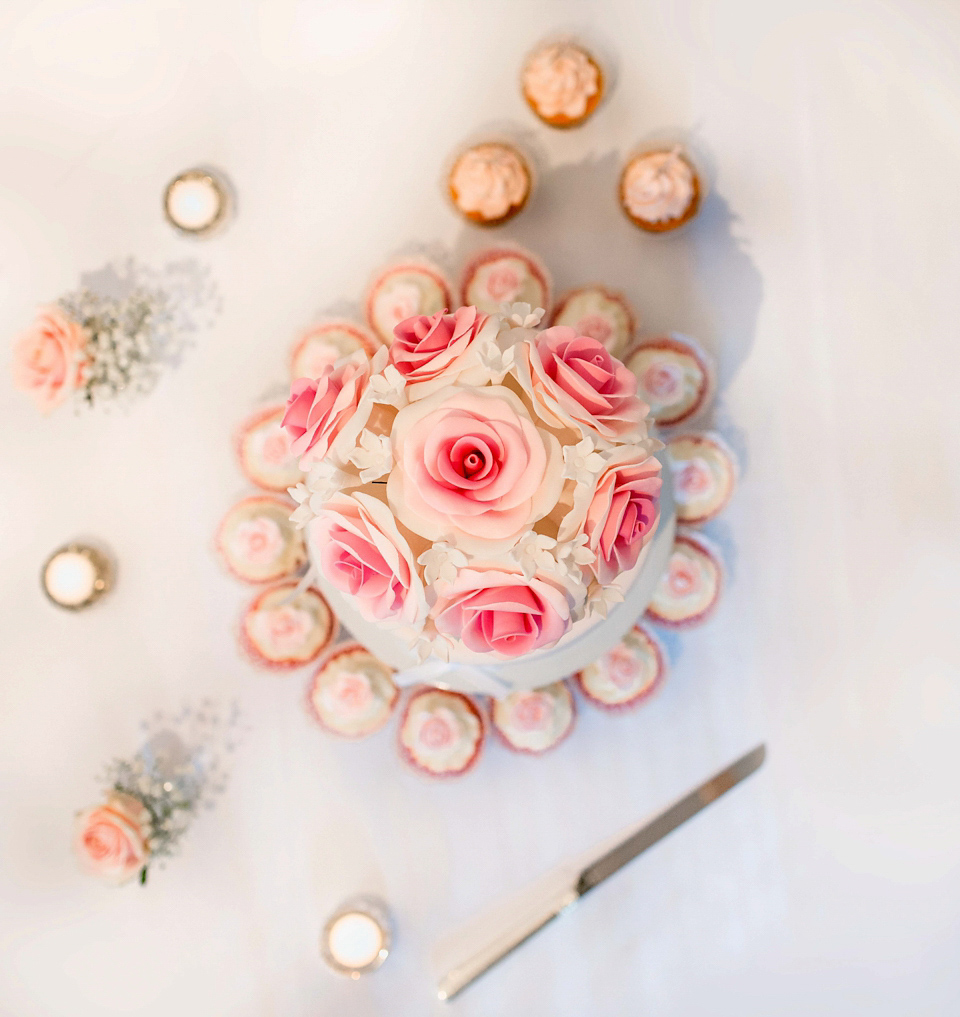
(398, 688, 484, 778)
(459, 247, 551, 316)
(490, 680, 576, 754)
(575, 623, 666, 711)
(236, 403, 305, 493)
(619, 148, 701, 233)
(550, 286, 636, 358)
(646, 532, 723, 628)
(449, 143, 532, 225)
(521, 41, 604, 128)
(216, 495, 306, 584)
(307, 642, 399, 738)
(290, 321, 380, 380)
(626, 335, 714, 426)
(667, 432, 737, 525)
(240, 582, 336, 670)
(365, 261, 453, 346)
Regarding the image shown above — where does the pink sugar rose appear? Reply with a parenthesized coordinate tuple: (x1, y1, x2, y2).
(310, 491, 426, 629)
(73, 792, 151, 885)
(387, 385, 563, 553)
(12, 306, 88, 412)
(432, 566, 572, 658)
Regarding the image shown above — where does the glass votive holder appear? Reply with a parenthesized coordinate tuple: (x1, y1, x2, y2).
(41, 543, 114, 611)
(163, 168, 231, 237)
(320, 895, 392, 978)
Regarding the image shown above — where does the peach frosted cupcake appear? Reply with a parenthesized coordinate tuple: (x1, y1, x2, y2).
(459, 246, 551, 316)
(550, 285, 636, 358)
(575, 623, 666, 711)
(290, 321, 380, 380)
(448, 142, 532, 226)
(215, 495, 305, 584)
(667, 432, 738, 525)
(521, 41, 604, 128)
(307, 642, 399, 738)
(619, 147, 702, 233)
(626, 334, 714, 427)
(490, 680, 576, 755)
(646, 532, 723, 628)
(365, 261, 453, 346)
(240, 582, 336, 671)
(398, 688, 485, 778)
(235, 403, 305, 493)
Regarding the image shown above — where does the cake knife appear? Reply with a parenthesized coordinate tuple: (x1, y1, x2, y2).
(436, 743, 765, 1001)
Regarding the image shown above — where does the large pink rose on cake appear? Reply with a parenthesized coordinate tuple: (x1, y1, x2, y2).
(12, 306, 88, 412)
(73, 792, 151, 885)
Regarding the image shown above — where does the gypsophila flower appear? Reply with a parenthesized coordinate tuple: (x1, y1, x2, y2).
(500, 302, 545, 328)
(348, 429, 392, 483)
(562, 437, 608, 485)
(511, 531, 558, 580)
(417, 541, 468, 586)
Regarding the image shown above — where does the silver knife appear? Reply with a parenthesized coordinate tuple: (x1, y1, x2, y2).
(436, 744, 765, 1001)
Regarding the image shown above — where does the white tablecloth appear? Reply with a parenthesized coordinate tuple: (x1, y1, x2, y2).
(2, 1, 959, 1013)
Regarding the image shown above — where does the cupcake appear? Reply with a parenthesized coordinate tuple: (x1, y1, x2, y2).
(290, 321, 381, 380)
(550, 285, 636, 358)
(575, 623, 666, 711)
(215, 495, 306, 584)
(626, 334, 714, 427)
(646, 532, 723, 628)
(490, 680, 576, 754)
(365, 261, 454, 346)
(448, 142, 532, 226)
(619, 147, 702, 233)
(235, 404, 305, 493)
(667, 432, 738, 525)
(521, 41, 604, 128)
(398, 688, 485, 778)
(239, 582, 337, 671)
(307, 642, 399, 738)
(459, 247, 551, 316)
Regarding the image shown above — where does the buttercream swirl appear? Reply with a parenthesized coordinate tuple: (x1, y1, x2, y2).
(622, 149, 696, 224)
(451, 144, 529, 221)
(523, 43, 599, 120)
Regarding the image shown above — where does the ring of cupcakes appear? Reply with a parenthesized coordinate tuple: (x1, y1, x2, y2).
(365, 260, 453, 346)
(619, 147, 702, 233)
(235, 403, 305, 493)
(449, 142, 533, 226)
(626, 334, 714, 427)
(575, 623, 667, 711)
(646, 532, 723, 629)
(398, 688, 485, 778)
(307, 642, 400, 738)
(521, 40, 604, 128)
(459, 246, 552, 317)
(489, 680, 576, 755)
(290, 321, 381, 380)
(667, 432, 738, 525)
(550, 285, 636, 358)
(215, 495, 306, 584)
(239, 582, 337, 671)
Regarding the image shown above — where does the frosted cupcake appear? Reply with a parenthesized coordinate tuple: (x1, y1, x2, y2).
(521, 41, 604, 128)
(667, 432, 738, 525)
(236, 404, 305, 493)
(398, 688, 485, 778)
(240, 582, 336, 671)
(307, 642, 399, 738)
(646, 532, 723, 628)
(216, 495, 306, 584)
(619, 147, 702, 233)
(290, 321, 380, 380)
(365, 261, 453, 346)
(449, 142, 532, 226)
(459, 247, 551, 316)
(550, 286, 636, 358)
(575, 623, 666, 711)
(626, 335, 714, 427)
(490, 680, 576, 754)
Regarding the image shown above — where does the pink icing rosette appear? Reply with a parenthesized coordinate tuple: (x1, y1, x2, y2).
(12, 305, 88, 412)
(73, 792, 150, 885)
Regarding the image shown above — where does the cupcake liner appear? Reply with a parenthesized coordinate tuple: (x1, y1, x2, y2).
(397, 687, 486, 778)
(489, 679, 577, 755)
(215, 494, 306, 585)
(549, 284, 637, 358)
(289, 320, 382, 381)
(447, 141, 534, 226)
(458, 244, 553, 318)
(625, 333, 715, 427)
(238, 581, 337, 672)
(306, 641, 400, 739)
(667, 430, 738, 525)
(574, 623, 667, 712)
(645, 531, 724, 629)
(364, 259, 455, 345)
(234, 403, 304, 494)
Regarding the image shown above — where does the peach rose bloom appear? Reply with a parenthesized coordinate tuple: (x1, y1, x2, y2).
(12, 306, 87, 412)
(73, 792, 151, 885)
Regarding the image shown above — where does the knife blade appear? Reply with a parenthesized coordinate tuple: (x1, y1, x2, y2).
(436, 744, 765, 1001)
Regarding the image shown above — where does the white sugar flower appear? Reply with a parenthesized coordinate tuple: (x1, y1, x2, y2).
(367, 360, 407, 407)
(348, 429, 392, 483)
(562, 436, 608, 485)
(303, 460, 357, 507)
(511, 530, 558, 580)
(554, 533, 595, 579)
(586, 581, 624, 619)
(287, 483, 315, 529)
(500, 302, 545, 329)
(476, 336, 517, 384)
(417, 541, 468, 586)
(409, 629, 454, 663)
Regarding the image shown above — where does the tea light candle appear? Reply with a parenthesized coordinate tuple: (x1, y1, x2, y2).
(164, 169, 229, 236)
(321, 897, 391, 977)
(42, 544, 113, 611)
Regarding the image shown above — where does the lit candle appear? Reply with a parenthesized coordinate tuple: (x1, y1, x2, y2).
(164, 169, 229, 236)
(42, 544, 113, 611)
(321, 897, 391, 977)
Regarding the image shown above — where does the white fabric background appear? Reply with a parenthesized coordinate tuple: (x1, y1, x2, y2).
(1, 1, 958, 1014)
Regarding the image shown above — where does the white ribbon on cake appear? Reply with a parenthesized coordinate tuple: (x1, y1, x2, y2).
(393, 660, 515, 699)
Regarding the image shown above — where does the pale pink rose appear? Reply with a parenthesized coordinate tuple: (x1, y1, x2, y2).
(387, 386, 562, 552)
(326, 671, 374, 714)
(230, 516, 284, 566)
(431, 566, 572, 658)
(73, 792, 150, 885)
(511, 692, 551, 730)
(416, 708, 458, 750)
(674, 457, 714, 501)
(607, 645, 641, 689)
(282, 351, 372, 467)
(666, 553, 702, 598)
(485, 264, 523, 303)
(310, 492, 426, 629)
(12, 306, 88, 412)
(642, 360, 683, 400)
(574, 313, 613, 345)
(389, 306, 492, 398)
(250, 605, 313, 654)
(259, 425, 294, 466)
(581, 450, 662, 584)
